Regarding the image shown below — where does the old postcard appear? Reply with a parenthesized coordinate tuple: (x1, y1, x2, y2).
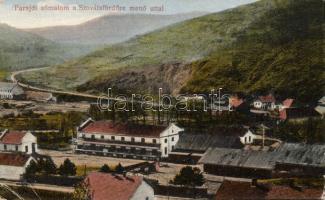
(0, 0, 324, 199)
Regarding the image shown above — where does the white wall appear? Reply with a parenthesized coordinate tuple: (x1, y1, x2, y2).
(160, 124, 183, 157)
(22, 132, 38, 154)
(0, 158, 33, 180)
(0, 132, 38, 154)
(131, 180, 155, 200)
(78, 132, 160, 144)
(240, 130, 257, 145)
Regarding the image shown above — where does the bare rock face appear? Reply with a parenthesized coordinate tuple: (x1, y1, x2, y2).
(77, 62, 192, 95)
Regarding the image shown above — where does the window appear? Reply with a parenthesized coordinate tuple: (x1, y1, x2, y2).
(172, 129, 174, 133)
(121, 137, 125, 141)
(164, 139, 167, 143)
(152, 139, 157, 144)
(131, 137, 135, 142)
(101, 135, 104, 139)
(15, 145, 18, 151)
(25, 146, 28, 153)
(141, 138, 145, 143)
(164, 147, 167, 154)
(146, 197, 149, 200)
(4, 145, 7, 151)
(244, 137, 247, 143)
(249, 136, 252, 143)
(171, 137, 174, 142)
(111, 136, 115, 140)
(91, 135, 95, 139)
(172, 145, 175, 150)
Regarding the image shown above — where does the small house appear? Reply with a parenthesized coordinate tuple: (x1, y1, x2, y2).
(0, 130, 38, 154)
(85, 172, 155, 200)
(0, 153, 35, 180)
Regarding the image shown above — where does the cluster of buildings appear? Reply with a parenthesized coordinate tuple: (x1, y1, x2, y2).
(74, 118, 325, 179)
(225, 94, 322, 121)
(0, 129, 38, 180)
(0, 81, 55, 102)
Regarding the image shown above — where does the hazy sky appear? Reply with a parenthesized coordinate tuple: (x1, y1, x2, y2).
(0, 0, 257, 28)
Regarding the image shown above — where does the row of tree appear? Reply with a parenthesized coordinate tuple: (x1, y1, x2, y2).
(25, 158, 77, 177)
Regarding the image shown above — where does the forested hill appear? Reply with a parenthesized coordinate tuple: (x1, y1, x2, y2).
(18, 0, 324, 103)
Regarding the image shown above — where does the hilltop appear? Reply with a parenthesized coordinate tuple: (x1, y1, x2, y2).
(26, 13, 206, 45)
(18, 0, 324, 103)
(0, 24, 92, 72)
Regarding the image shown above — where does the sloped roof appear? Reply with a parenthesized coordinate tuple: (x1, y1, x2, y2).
(229, 96, 244, 108)
(257, 94, 276, 103)
(0, 153, 31, 166)
(0, 131, 27, 144)
(25, 91, 52, 101)
(199, 143, 325, 169)
(80, 120, 167, 138)
(174, 132, 243, 153)
(282, 98, 294, 108)
(86, 172, 143, 200)
(216, 181, 323, 200)
(0, 82, 24, 95)
(279, 107, 320, 120)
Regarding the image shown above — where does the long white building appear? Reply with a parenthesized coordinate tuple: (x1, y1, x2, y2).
(75, 118, 183, 160)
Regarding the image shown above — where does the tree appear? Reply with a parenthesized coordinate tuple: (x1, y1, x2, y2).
(59, 159, 77, 176)
(115, 163, 125, 174)
(99, 164, 111, 173)
(25, 160, 39, 176)
(170, 166, 204, 187)
(43, 157, 57, 175)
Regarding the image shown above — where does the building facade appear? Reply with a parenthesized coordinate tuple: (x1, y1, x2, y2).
(0, 82, 25, 100)
(0, 153, 34, 180)
(239, 130, 258, 145)
(75, 118, 183, 160)
(0, 130, 38, 154)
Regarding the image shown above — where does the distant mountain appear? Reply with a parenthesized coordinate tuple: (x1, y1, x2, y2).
(18, 0, 324, 103)
(26, 13, 207, 45)
(0, 24, 93, 71)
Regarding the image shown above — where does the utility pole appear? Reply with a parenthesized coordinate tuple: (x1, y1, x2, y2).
(262, 125, 265, 149)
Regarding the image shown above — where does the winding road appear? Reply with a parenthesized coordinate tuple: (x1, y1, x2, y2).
(10, 67, 155, 106)
(10, 67, 100, 99)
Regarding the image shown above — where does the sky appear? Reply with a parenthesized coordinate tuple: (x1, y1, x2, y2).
(0, 0, 258, 28)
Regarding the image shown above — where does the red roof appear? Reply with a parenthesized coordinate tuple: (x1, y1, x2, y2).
(216, 181, 323, 200)
(229, 96, 244, 108)
(80, 121, 167, 138)
(0, 131, 26, 145)
(0, 153, 31, 166)
(258, 94, 276, 103)
(279, 107, 320, 121)
(86, 172, 143, 200)
(282, 98, 294, 108)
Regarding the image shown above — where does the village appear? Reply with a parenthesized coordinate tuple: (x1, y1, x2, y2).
(0, 80, 324, 200)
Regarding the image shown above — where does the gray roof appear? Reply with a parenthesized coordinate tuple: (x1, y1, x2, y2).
(0, 82, 24, 95)
(199, 143, 325, 170)
(174, 132, 243, 153)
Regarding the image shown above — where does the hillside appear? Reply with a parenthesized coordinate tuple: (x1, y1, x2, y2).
(18, 0, 324, 102)
(0, 24, 93, 72)
(26, 13, 206, 45)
